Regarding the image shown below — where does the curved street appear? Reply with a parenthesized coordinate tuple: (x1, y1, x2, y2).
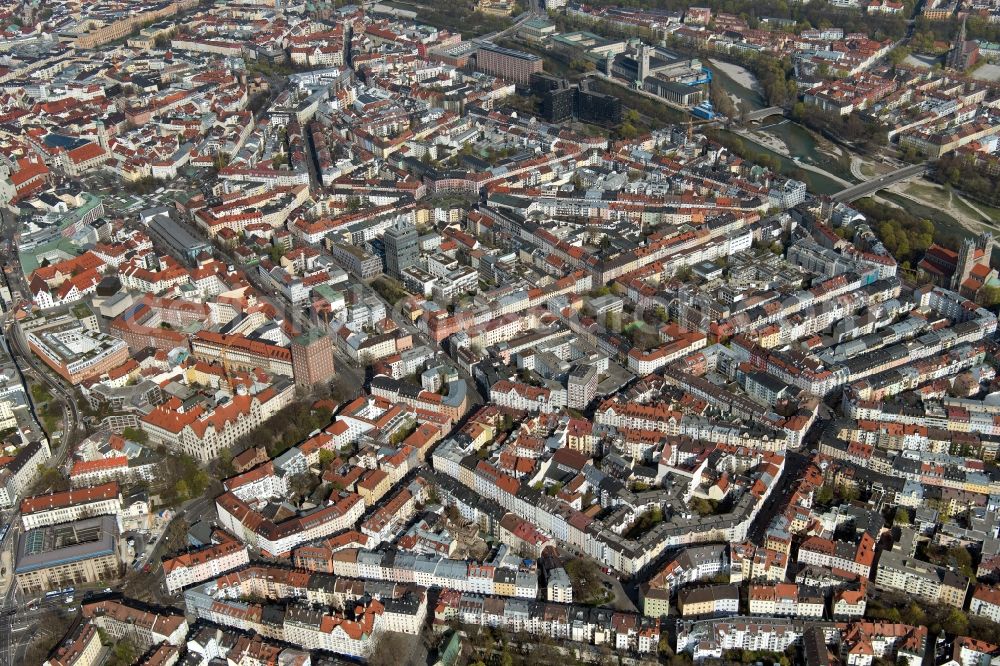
(4, 320, 81, 456)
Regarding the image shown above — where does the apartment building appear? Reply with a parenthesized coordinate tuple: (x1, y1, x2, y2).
(647, 544, 730, 593)
(0, 441, 53, 508)
(748, 583, 825, 618)
(797, 533, 876, 580)
(832, 584, 868, 618)
(190, 331, 295, 377)
(969, 584, 1000, 623)
(140, 381, 294, 462)
(21, 482, 122, 531)
(490, 379, 566, 414)
(69, 455, 157, 488)
(183, 566, 413, 659)
(81, 599, 188, 651)
(328, 242, 383, 279)
(875, 549, 969, 608)
(434, 591, 660, 653)
(74, 0, 199, 48)
(678, 585, 740, 617)
(291, 330, 336, 389)
(42, 620, 102, 666)
(678, 616, 927, 664)
(547, 567, 573, 603)
(298, 546, 538, 599)
(215, 490, 365, 557)
(163, 531, 250, 594)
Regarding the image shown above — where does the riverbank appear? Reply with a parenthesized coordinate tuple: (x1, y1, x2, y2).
(704, 57, 859, 185)
(886, 179, 999, 231)
(731, 127, 853, 188)
(709, 59, 761, 95)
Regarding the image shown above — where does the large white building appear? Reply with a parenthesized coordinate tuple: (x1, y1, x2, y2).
(20, 482, 122, 531)
(490, 379, 566, 414)
(141, 380, 295, 463)
(215, 489, 365, 557)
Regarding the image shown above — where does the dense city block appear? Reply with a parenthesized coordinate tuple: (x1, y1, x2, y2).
(0, 0, 999, 665)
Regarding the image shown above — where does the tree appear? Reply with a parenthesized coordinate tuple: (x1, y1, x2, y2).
(980, 286, 1000, 308)
(212, 152, 231, 171)
(31, 384, 52, 404)
(932, 153, 1000, 207)
(942, 608, 969, 636)
(710, 79, 736, 119)
(888, 46, 909, 65)
(618, 121, 639, 139)
(949, 546, 975, 579)
(289, 472, 314, 498)
(367, 631, 423, 666)
(217, 447, 234, 478)
(690, 497, 717, 516)
(161, 515, 190, 552)
(123, 427, 148, 444)
(901, 601, 925, 626)
(163, 454, 210, 505)
(840, 484, 861, 501)
(895, 508, 910, 525)
(34, 465, 70, 493)
(107, 638, 139, 666)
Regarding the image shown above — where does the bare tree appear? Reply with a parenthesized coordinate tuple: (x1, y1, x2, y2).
(368, 632, 424, 666)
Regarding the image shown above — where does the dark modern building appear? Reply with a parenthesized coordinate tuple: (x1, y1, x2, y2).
(532, 73, 574, 123)
(383, 220, 419, 279)
(575, 83, 622, 125)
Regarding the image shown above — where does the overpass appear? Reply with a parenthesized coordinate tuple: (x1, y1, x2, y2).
(831, 163, 929, 203)
(743, 106, 784, 122)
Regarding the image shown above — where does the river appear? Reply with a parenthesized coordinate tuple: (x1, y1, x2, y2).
(704, 59, 855, 195)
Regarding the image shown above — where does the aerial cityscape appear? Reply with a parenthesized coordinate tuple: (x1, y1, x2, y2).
(1, 0, 1000, 665)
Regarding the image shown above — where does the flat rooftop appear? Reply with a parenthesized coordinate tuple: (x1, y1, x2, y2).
(16, 514, 118, 573)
